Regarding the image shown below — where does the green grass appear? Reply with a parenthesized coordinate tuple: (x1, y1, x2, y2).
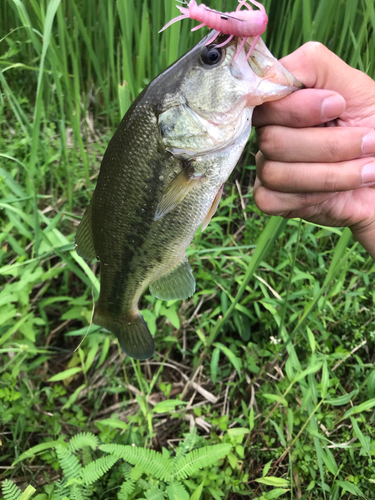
(1, 0, 375, 499)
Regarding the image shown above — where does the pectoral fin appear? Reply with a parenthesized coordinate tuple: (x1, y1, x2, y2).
(154, 165, 204, 221)
(201, 184, 224, 232)
(149, 256, 195, 300)
(75, 203, 97, 260)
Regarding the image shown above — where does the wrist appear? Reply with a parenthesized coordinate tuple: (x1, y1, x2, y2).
(350, 218, 375, 260)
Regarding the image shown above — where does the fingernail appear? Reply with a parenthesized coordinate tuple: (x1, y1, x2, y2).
(362, 130, 375, 156)
(362, 162, 375, 185)
(322, 95, 346, 120)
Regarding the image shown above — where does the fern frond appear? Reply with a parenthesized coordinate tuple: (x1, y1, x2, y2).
(70, 483, 84, 500)
(173, 429, 198, 465)
(166, 481, 189, 500)
(130, 465, 143, 482)
(81, 446, 93, 466)
(1, 480, 21, 500)
(145, 486, 164, 500)
(100, 444, 173, 481)
(56, 445, 82, 481)
(121, 463, 133, 480)
(117, 489, 128, 500)
(69, 432, 99, 453)
(53, 479, 68, 500)
(174, 444, 232, 480)
(118, 480, 135, 498)
(81, 484, 94, 500)
(137, 479, 150, 490)
(80, 455, 118, 485)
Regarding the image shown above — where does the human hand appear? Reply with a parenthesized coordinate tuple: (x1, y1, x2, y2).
(253, 42, 375, 259)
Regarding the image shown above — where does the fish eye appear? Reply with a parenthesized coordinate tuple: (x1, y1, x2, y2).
(200, 46, 223, 67)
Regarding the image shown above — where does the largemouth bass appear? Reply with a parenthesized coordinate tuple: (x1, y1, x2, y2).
(75, 33, 302, 360)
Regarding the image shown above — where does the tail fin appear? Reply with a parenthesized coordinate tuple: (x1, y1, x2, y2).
(93, 308, 154, 360)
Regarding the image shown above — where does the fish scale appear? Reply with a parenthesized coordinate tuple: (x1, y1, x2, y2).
(75, 32, 302, 359)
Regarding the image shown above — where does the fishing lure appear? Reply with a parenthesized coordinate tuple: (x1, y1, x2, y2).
(160, 0, 268, 60)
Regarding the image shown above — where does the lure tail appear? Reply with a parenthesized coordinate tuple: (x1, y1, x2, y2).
(159, 10, 189, 33)
(94, 307, 155, 360)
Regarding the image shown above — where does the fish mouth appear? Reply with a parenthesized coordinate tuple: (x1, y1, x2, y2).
(232, 37, 303, 106)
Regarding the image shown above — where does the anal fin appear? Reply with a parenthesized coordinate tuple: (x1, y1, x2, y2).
(201, 184, 224, 232)
(75, 203, 97, 260)
(149, 256, 195, 300)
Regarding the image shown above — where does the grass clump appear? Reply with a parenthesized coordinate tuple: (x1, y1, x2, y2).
(1, 0, 375, 499)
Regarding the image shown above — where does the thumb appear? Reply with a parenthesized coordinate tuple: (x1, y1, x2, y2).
(279, 42, 374, 117)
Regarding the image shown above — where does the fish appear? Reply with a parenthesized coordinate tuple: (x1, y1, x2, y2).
(75, 32, 302, 360)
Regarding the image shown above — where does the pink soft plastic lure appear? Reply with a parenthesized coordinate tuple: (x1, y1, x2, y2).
(160, 0, 268, 60)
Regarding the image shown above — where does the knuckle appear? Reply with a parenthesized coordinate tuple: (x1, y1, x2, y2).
(300, 41, 328, 60)
(255, 151, 265, 177)
(289, 108, 309, 128)
(256, 126, 277, 157)
(256, 155, 276, 187)
(253, 184, 272, 214)
(321, 135, 341, 162)
(259, 161, 275, 187)
(322, 167, 339, 191)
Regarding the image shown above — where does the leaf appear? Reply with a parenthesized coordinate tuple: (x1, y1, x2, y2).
(166, 482, 189, 500)
(100, 444, 173, 481)
(264, 489, 289, 499)
(19, 486, 37, 500)
(342, 398, 375, 419)
(13, 440, 66, 465)
(80, 455, 119, 485)
(249, 407, 255, 432)
(262, 394, 288, 407)
(256, 477, 289, 487)
(325, 390, 358, 406)
(84, 343, 99, 373)
(227, 428, 249, 438)
(293, 362, 323, 383)
(153, 400, 187, 414)
(97, 418, 129, 431)
(160, 305, 180, 329)
(190, 477, 205, 500)
(320, 361, 328, 399)
(320, 446, 338, 476)
(55, 445, 82, 481)
(270, 419, 286, 447)
(213, 342, 241, 377)
(175, 444, 232, 480)
(48, 367, 82, 382)
(367, 370, 375, 399)
(350, 417, 372, 459)
(262, 460, 273, 477)
(69, 432, 99, 452)
(306, 326, 315, 353)
(210, 347, 220, 385)
(336, 480, 366, 498)
(61, 384, 87, 410)
(1, 479, 22, 500)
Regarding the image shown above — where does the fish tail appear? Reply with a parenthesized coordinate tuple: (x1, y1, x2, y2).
(93, 307, 155, 360)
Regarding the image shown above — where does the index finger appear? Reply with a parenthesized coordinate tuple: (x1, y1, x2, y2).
(253, 41, 373, 128)
(253, 88, 346, 128)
